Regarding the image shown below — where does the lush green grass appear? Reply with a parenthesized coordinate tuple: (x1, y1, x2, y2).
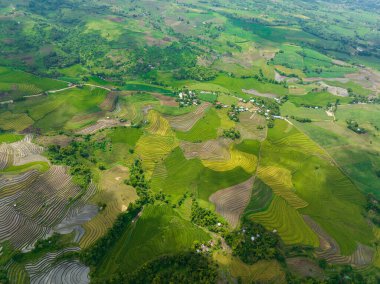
(0, 133, 23, 143)
(0, 161, 50, 174)
(248, 195, 319, 247)
(97, 204, 210, 276)
(0, 67, 67, 100)
(154, 105, 196, 116)
(244, 178, 273, 215)
(2, 86, 108, 133)
(271, 45, 356, 78)
(295, 156, 373, 254)
(211, 75, 289, 97)
(123, 83, 173, 95)
(327, 80, 373, 97)
(218, 94, 239, 105)
(260, 121, 374, 254)
(175, 108, 221, 142)
(280, 102, 329, 121)
(235, 140, 261, 156)
(336, 104, 380, 130)
(198, 92, 218, 103)
(267, 119, 299, 142)
(106, 127, 143, 147)
(294, 119, 380, 197)
(289, 91, 351, 107)
(151, 147, 251, 202)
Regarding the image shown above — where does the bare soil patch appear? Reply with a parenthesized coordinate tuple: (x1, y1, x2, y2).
(242, 89, 279, 99)
(286, 257, 324, 279)
(165, 102, 210, 131)
(151, 93, 178, 106)
(209, 177, 254, 228)
(77, 118, 130, 135)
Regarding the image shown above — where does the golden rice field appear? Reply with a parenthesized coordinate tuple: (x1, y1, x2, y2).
(135, 134, 179, 178)
(202, 146, 257, 174)
(214, 252, 286, 284)
(146, 110, 172, 136)
(0, 112, 34, 131)
(248, 196, 319, 247)
(257, 166, 308, 209)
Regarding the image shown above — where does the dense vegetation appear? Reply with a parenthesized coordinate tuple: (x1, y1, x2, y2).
(225, 219, 283, 264)
(0, 0, 379, 283)
(107, 252, 218, 284)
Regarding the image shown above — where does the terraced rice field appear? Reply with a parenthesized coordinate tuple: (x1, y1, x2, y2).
(202, 146, 258, 174)
(80, 166, 137, 248)
(146, 110, 172, 136)
(248, 196, 319, 247)
(0, 143, 14, 170)
(0, 164, 97, 251)
(175, 107, 221, 142)
(244, 178, 274, 215)
(180, 138, 231, 160)
(0, 112, 34, 132)
(135, 134, 178, 178)
(255, 120, 374, 255)
(257, 166, 308, 209)
(7, 260, 30, 284)
(271, 132, 331, 160)
(236, 112, 267, 141)
(25, 247, 87, 284)
(9, 135, 48, 166)
(77, 119, 130, 135)
(304, 216, 374, 267)
(98, 204, 210, 276)
(28, 259, 89, 284)
(0, 170, 40, 198)
(209, 177, 254, 228)
(152, 147, 251, 202)
(80, 201, 121, 248)
(165, 102, 211, 131)
(214, 252, 286, 284)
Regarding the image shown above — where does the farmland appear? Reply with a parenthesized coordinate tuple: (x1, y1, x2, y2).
(0, 0, 379, 283)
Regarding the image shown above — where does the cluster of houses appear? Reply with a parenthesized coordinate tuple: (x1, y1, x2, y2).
(176, 90, 201, 107)
(195, 240, 217, 254)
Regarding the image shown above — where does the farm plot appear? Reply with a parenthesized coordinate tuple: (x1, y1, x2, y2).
(209, 177, 254, 228)
(135, 134, 179, 178)
(29, 260, 89, 284)
(77, 119, 130, 135)
(0, 165, 96, 251)
(236, 112, 267, 141)
(25, 247, 86, 283)
(214, 252, 286, 284)
(180, 138, 231, 160)
(80, 166, 137, 248)
(0, 112, 34, 132)
(151, 147, 251, 202)
(304, 216, 374, 267)
(248, 196, 319, 247)
(244, 178, 274, 216)
(165, 102, 210, 131)
(0, 143, 13, 170)
(261, 120, 373, 255)
(202, 145, 258, 174)
(146, 110, 172, 136)
(97, 204, 210, 276)
(54, 184, 99, 243)
(257, 166, 308, 209)
(99, 92, 118, 112)
(8, 135, 48, 166)
(0, 170, 40, 199)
